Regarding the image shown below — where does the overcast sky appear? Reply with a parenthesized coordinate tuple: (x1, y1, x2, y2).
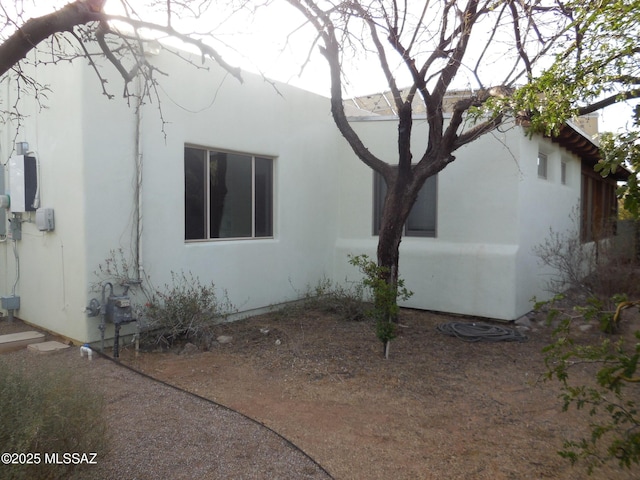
(23, 1, 638, 133)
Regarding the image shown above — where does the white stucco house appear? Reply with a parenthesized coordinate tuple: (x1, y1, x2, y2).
(0, 46, 619, 344)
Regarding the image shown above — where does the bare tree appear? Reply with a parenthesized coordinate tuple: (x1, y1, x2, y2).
(254, 0, 578, 321)
(0, 0, 241, 130)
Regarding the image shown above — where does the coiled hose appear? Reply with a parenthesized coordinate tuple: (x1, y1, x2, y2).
(436, 322, 527, 342)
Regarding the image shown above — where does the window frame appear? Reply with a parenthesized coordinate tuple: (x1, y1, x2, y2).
(372, 170, 438, 238)
(580, 167, 617, 243)
(537, 151, 548, 179)
(184, 145, 274, 242)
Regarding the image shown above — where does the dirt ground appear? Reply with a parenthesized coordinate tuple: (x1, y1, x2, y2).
(0, 319, 330, 480)
(119, 307, 640, 480)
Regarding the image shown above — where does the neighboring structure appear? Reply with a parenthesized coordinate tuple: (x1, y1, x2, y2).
(0, 47, 620, 343)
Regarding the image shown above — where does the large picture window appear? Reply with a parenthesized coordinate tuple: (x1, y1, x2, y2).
(373, 171, 437, 237)
(185, 147, 273, 240)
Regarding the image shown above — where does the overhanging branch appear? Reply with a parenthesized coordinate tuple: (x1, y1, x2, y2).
(578, 89, 640, 116)
(0, 1, 243, 86)
(0, 0, 104, 77)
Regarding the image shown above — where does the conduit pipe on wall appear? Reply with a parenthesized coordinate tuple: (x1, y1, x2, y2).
(133, 75, 144, 284)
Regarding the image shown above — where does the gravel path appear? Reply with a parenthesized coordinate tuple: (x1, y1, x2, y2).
(0, 339, 332, 480)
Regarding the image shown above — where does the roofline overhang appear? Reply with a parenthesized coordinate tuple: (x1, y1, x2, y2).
(547, 121, 630, 181)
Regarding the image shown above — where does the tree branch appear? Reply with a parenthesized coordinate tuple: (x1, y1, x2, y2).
(106, 14, 242, 83)
(287, 0, 390, 176)
(0, 1, 243, 87)
(0, 0, 105, 77)
(578, 89, 640, 116)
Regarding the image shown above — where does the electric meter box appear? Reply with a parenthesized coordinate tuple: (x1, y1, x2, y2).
(9, 155, 37, 212)
(35, 208, 54, 231)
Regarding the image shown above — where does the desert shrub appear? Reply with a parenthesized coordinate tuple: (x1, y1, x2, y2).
(541, 304, 640, 474)
(140, 272, 234, 350)
(534, 214, 640, 332)
(533, 223, 595, 297)
(301, 276, 370, 321)
(535, 213, 640, 474)
(0, 361, 106, 480)
(91, 249, 146, 293)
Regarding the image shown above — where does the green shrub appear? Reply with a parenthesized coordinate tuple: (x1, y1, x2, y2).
(348, 254, 413, 358)
(544, 316, 640, 473)
(0, 361, 106, 480)
(537, 295, 640, 474)
(140, 271, 234, 350)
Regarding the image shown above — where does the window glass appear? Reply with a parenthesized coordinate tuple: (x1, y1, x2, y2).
(184, 147, 273, 241)
(184, 147, 206, 240)
(373, 171, 437, 237)
(407, 176, 437, 236)
(210, 152, 252, 238)
(255, 157, 273, 237)
(537, 152, 548, 179)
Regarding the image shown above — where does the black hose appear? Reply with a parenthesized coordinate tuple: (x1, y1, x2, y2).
(436, 322, 527, 342)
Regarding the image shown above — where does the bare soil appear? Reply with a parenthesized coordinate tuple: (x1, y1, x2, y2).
(2, 306, 639, 479)
(119, 307, 639, 480)
(0, 320, 330, 480)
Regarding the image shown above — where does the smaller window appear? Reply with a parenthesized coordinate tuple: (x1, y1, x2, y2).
(537, 152, 548, 179)
(373, 171, 437, 237)
(561, 161, 567, 185)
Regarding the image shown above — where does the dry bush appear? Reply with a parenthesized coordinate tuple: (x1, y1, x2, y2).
(0, 361, 106, 480)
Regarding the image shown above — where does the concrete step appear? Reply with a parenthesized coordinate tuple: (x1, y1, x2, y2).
(0, 331, 46, 354)
(27, 341, 70, 354)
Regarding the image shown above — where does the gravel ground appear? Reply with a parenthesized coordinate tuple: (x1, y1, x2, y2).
(0, 321, 332, 480)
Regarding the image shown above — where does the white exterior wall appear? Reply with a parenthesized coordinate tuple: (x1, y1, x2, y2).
(128, 51, 340, 324)
(0, 47, 588, 340)
(514, 135, 582, 312)
(1, 48, 340, 343)
(334, 118, 582, 320)
(0, 59, 90, 341)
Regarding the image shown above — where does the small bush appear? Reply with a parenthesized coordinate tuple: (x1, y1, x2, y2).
(533, 213, 640, 332)
(0, 361, 106, 480)
(91, 248, 149, 297)
(140, 272, 234, 350)
(301, 276, 370, 321)
(541, 305, 640, 474)
(348, 254, 413, 358)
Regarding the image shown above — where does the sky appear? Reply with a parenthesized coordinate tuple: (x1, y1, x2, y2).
(21, 0, 639, 133)
(108, 0, 639, 134)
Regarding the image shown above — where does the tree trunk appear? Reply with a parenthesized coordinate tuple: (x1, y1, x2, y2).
(374, 98, 418, 322)
(376, 173, 415, 322)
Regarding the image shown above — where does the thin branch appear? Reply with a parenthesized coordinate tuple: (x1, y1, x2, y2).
(106, 14, 243, 83)
(96, 22, 139, 84)
(508, 0, 532, 80)
(70, 29, 114, 99)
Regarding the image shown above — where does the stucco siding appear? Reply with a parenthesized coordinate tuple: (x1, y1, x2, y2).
(334, 117, 524, 320)
(0, 46, 596, 340)
(0, 59, 89, 341)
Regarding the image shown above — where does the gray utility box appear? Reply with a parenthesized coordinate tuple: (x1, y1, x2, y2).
(105, 295, 133, 324)
(35, 208, 55, 231)
(1, 296, 20, 310)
